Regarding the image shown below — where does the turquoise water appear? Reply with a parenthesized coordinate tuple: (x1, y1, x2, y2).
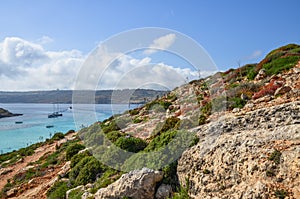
(0, 103, 136, 154)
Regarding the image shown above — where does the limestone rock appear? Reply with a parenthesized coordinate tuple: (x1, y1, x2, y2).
(255, 69, 266, 80)
(58, 161, 71, 178)
(177, 101, 300, 199)
(94, 168, 163, 199)
(155, 184, 173, 199)
(275, 86, 292, 96)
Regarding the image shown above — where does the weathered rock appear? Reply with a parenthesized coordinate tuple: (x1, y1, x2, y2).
(178, 101, 300, 199)
(275, 86, 292, 96)
(155, 184, 173, 199)
(94, 168, 163, 199)
(6, 187, 18, 197)
(57, 161, 71, 178)
(255, 69, 266, 80)
(232, 108, 240, 113)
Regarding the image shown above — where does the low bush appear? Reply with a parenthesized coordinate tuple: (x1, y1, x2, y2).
(66, 143, 85, 161)
(268, 149, 281, 165)
(51, 132, 65, 141)
(228, 97, 247, 109)
(106, 131, 123, 143)
(115, 137, 147, 153)
(69, 156, 104, 186)
(47, 181, 69, 199)
(70, 150, 91, 168)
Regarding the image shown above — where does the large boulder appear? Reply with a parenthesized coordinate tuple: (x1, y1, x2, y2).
(94, 168, 163, 199)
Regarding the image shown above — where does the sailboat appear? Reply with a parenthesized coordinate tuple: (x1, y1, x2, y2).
(48, 103, 63, 118)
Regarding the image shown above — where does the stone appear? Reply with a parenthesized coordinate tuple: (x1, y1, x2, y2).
(255, 69, 266, 80)
(155, 184, 173, 199)
(274, 86, 292, 96)
(58, 161, 71, 178)
(293, 67, 300, 73)
(6, 188, 17, 197)
(94, 168, 163, 199)
(244, 103, 254, 109)
(232, 108, 240, 113)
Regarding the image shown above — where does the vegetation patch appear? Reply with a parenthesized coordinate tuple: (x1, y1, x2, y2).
(268, 149, 282, 165)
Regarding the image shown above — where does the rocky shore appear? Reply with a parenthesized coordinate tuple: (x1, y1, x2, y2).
(0, 108, 22, 119)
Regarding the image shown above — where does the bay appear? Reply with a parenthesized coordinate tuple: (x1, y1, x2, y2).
(0, 103, 137, 154)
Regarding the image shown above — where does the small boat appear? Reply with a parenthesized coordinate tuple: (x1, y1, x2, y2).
(46, 125, 54, 128)
(15, 121, 23, 124)
(48, 112, 63, 118)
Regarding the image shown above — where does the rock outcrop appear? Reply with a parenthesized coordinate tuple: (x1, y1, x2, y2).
(0, 108, 22, 118)
(94, 168, 163, 199)
(177, 101, 300, 199)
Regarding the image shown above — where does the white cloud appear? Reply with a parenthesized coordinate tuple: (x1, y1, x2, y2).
(36, 36, 54, 45)
(144, 33, 176, 55)
(0, 36, 205, 91)
(0, 37, 84, 91)
(97, 54, 199, 90)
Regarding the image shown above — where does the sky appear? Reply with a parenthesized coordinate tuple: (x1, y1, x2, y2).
(0, 0, 299, 91)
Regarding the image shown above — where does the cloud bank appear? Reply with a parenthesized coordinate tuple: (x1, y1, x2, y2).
(144, 33, 176, 55)
(0, 36, 205, 91)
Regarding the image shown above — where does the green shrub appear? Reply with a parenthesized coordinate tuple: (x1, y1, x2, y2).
(106, 131, 123, 143)
(133, 117, 143, 123)
(198, 114, 207, 125)
(70, 150, 91, 168)
(247, 68, 257, 80)
(115, 137, 147, 153)
(172, 178, 190, 199)
(91, 169, 121, 193)
(47, 181, 69, 199)
(201, 102, 212, 116)
(51, 132, 65, 141)
(274, 189, 288, 199)
(152, 117, 180, 137)
(101, 120, 121, 134)
(66, 143, 85, 161)
(263, 56, 300, 75)
(41, 151, 60, 168)
(162, 161, 179, 189)
(129, 109, 139, 116)
(70, 156, 104, 186)
(268, 149, 281, 165)
(68, 189, 84, 199)
(228, 97, 247, 109)
(145, 130, 177, 152)
(75, 158, 103, 185)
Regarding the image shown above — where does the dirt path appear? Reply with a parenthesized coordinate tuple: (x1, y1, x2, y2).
(0, 133, 76, 197)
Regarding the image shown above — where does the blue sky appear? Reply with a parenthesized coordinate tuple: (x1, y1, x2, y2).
(0, 0, 299, 90)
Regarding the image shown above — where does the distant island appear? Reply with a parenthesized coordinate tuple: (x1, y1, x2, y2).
(0, 108, 22, 118)
(0, 89, 168, 104)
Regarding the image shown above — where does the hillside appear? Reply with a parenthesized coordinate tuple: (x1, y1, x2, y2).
(0, 43, 299, 199)
(0, 89, 168, 104)
(0, 108, 22, 119)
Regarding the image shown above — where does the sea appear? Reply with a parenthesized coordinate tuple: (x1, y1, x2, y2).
(0, 103, 138, 154)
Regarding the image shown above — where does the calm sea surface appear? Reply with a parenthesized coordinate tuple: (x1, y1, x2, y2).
(0, 103, 136, 154)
